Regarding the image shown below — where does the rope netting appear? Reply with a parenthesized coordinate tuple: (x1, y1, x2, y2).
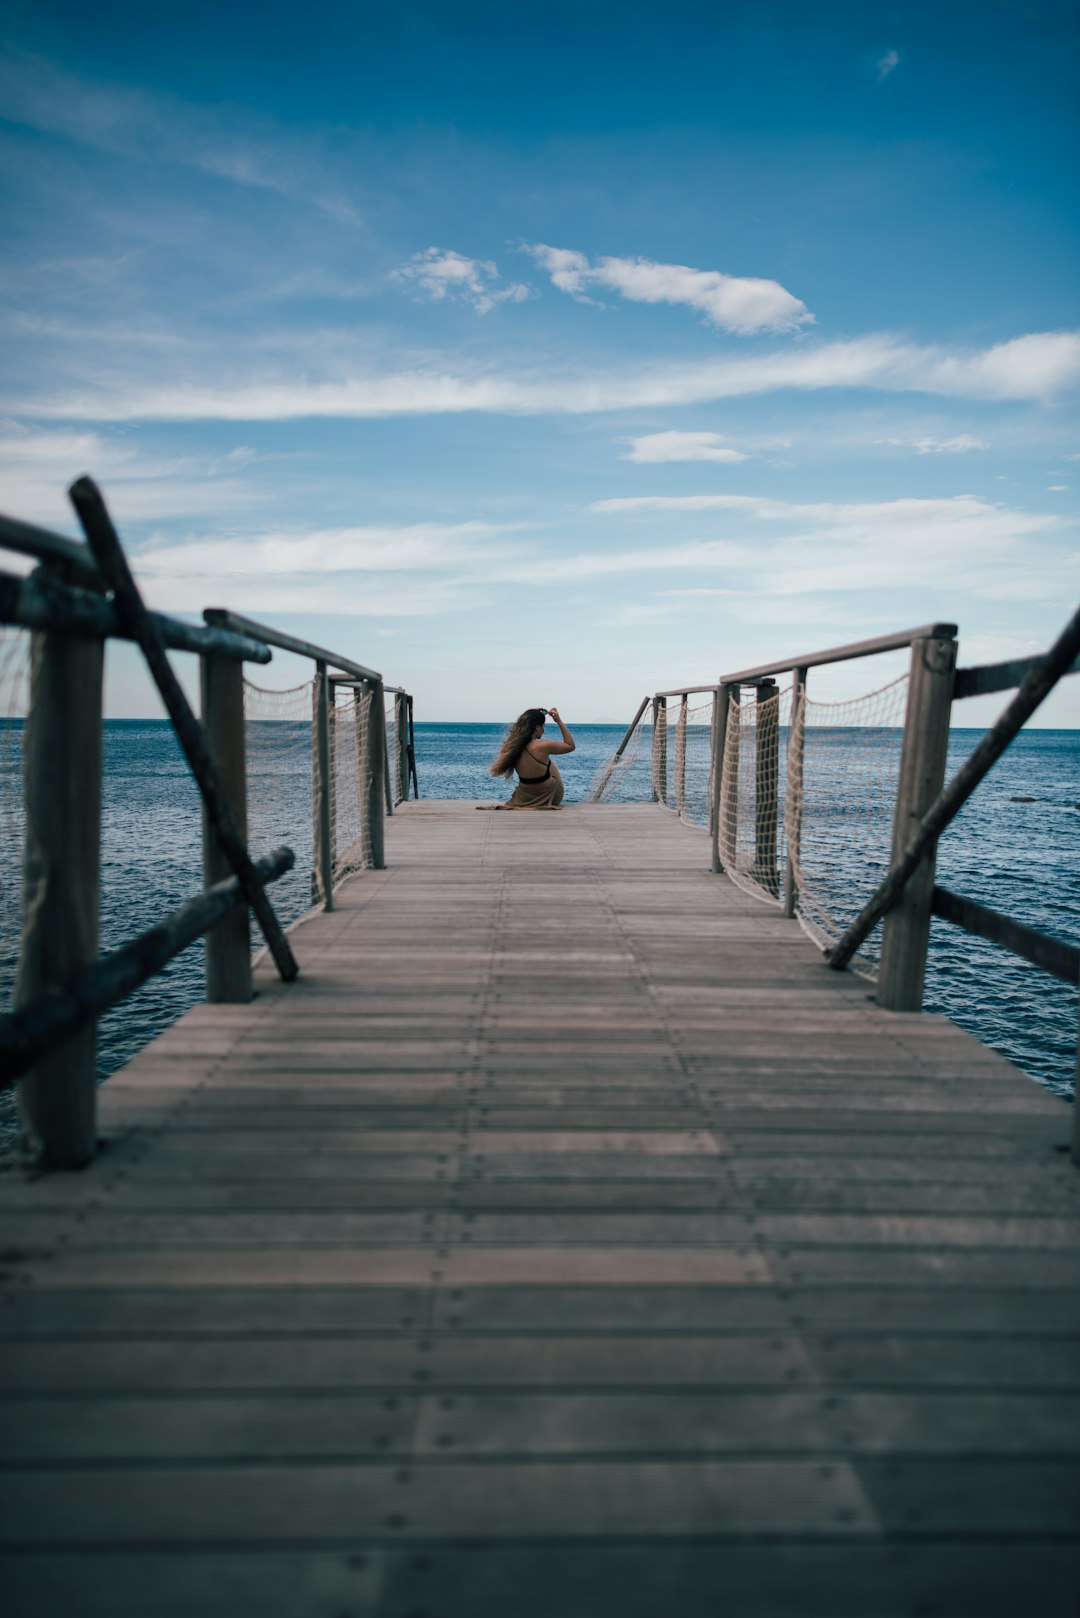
(788, 673, 910, 972)
(243, 678, 317, 928)
(660, 698, 715, 826)
(593, 670, 912, 980)
(586, 704, 653, 803)
(0, 629, 29, 1016)
(718, 683, 794, 905)
(331, 684, 390, 882)
(243, 676, 390, 925)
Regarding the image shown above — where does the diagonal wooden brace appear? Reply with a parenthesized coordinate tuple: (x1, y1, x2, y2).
(69, 477, 299, 984)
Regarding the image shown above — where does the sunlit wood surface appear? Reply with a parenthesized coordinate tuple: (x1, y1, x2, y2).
(2, 803, 1078, 1616)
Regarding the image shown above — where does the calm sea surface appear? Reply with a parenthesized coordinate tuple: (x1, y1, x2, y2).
(0, 720, 1076, 1141)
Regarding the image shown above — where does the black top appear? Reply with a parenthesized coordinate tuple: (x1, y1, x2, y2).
(517, 747, 552, 783)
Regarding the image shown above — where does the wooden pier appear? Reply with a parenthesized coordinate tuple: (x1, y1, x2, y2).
(2, 801, 1079, 1616)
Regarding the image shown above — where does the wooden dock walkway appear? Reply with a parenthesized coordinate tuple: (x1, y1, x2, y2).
(2, 802, 1079, 1616)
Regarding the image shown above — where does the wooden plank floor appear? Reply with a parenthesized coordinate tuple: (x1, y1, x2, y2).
(2, 802, 1078, 1616)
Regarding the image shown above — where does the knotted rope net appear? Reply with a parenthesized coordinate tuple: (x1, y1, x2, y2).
(787, 673, 910, 972)
(243, 677, 317, 925)
(0, 629, 29, 1016)
(718, 683, 794, 905)
(659, 697, 715, 827)
(586, 702, 653, 803)
(594, 670, 912, 980)
(243, 676, 389, 922)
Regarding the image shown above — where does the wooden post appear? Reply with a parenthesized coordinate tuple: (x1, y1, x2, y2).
(15, 623, 103, 1166)
(382, 690, 394, 818)
(361, 680, 386, 870)
(754, 680, 779, 896)
(674, 695, 688, 816)
(359, 686, 372, 854)
(783, 666, 807, 918)
(719, 684, 741, 870)
(313, 661, 334, 911)
(200, 654, 251, 1001)
(650, 696, 668, 804)
(877, 631, 957, 1010)
(407, 694, 419, 798)
(395, 691, 409, 803)
(709, 685, 730, 874)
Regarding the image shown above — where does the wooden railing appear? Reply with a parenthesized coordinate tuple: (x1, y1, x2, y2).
(622, 611, 1080, 1159)
(0, 482, 416, 1167)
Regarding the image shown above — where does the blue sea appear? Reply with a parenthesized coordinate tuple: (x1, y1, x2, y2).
(0, 720, 1076, 1142)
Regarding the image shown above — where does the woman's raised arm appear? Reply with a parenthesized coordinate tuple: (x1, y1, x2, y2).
(540, 706, 576, 755)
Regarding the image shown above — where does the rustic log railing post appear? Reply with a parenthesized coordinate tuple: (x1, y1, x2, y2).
(15, 615, 103, 1165)
(650, 696, 667, 804)
(382, 691, 394, 818)
(674, 694, 688, 817)
(783, 666, 807, 918)
(876, 631, 957, 1010)
(352, 685, 366, 847)
(754, 679, 780, 896)
(709, 684, 730, 874)
(719, 684, 741, 870)
(407, 694, 419, 798)
(395, 692, 410, 803)
(313, 660, 334, 911)
(361, 679, 386, 870)
(200, 653, 251, 1001)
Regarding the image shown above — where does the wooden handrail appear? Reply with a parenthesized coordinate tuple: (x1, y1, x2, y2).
(205, 608, 382, 684)
(0, 513, 102, 589)
(719, 622, 957, 684)
(954, 650, 1080, 700)
(827, 602, 1080, 973)
(0, 567, 272, 664)
(931, 887, 1079, 985)
(1, 846, 295, 1087)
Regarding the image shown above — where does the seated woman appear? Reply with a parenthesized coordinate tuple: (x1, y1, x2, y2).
(480, 706, 576, 810)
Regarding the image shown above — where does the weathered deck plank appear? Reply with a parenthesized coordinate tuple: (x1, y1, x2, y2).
(1, 802, 1077, 1616)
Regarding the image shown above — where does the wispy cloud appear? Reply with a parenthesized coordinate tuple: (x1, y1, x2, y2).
(877, 433, 988, 454)
(0, 50, 361, 223)
(135, 521, 510, 580)
(876, 49, 901, 81)
(0, 419, 264, 527)
(508, 493, 1066, 600)
(392, 249, 531, 314)
(524, 245, 813, 335)
(18, 329, 1080, 422)
(624, 431, 750, 464)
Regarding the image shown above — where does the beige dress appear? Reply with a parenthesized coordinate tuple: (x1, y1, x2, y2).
(478, 757, 565, 810)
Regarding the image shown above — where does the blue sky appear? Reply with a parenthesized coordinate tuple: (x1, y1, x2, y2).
(1, 0, 1078, 722)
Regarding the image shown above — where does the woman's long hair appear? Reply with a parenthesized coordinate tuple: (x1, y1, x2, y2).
(490, 709, 545, 778)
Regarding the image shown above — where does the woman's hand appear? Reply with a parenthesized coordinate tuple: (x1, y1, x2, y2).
(544, 707, 575, 754)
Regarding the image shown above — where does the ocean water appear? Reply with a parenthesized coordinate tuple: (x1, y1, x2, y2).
(0, 720, 1076, 1134)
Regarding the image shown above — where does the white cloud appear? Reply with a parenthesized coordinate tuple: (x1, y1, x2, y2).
(393, 249, 531, 314)
(525, 245, 813, 334)
(624, 431, 750, 464)
(1048, 484, 1068, 492)
(135, 521, 508, 581)
(879, 433, 988, 454)
(503, 492, 1067, 604)
(14, 330, 1080, 424)
(0, 420, 263, 526)
(876, 49, 901, 80)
